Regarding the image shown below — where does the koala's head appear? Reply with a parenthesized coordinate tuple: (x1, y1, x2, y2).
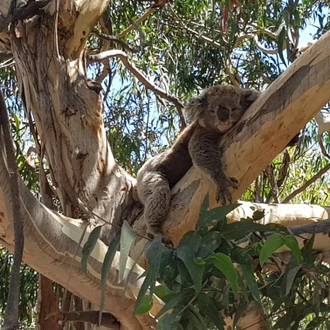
(185, 85, 260, 133)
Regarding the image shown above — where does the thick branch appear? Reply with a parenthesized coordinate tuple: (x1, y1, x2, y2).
(0, 1, 330, 328)
(0, 149, 159, 329)
(290, 219, 330, 236)
(132, 29, 330, 256)
(227, 201, 330, 226)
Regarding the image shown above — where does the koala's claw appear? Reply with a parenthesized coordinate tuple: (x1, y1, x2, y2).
(216, 188, 232, 205)
(228, 177, 238, 189)
(147, 232, 173, 247)
(216, 176, 238, 204)
(161, 236, 174, 247)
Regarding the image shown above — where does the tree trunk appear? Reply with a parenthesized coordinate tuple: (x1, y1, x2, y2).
(0, 0, 152, 328)
(9, 0, 139, 243)
(36, 275, 59, 330)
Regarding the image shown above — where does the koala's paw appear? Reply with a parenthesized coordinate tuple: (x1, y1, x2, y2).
(147, 232, 173, 247)
(216, 176, 238, 205)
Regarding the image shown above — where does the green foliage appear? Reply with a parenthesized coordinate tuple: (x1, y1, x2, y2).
(134, 236, 164, 314)
(119, 221, 137, 282)
(81, 225, 103, 273)
(0, 83, 39, 326)
(0, 248, 38, 325)
(100, 236, 120, 325)
(133, 196, 330, 329)
(259, 233, 301, 266)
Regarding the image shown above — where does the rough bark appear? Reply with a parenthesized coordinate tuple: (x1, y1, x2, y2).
(37, 275, 59, 330)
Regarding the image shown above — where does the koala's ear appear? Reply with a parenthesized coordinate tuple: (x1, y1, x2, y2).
(240, 89, 261, 109)
(184, 93, 208, 122)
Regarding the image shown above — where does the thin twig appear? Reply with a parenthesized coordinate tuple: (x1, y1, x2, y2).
(117, 7, 157, 39)
(92, 28, 138, 53)
(169, 6, 223, 49)
(88, 50, 186, 128)
(282, 162, 330, 203)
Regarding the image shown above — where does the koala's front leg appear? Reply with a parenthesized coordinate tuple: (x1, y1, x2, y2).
(189, 127, 238, 204)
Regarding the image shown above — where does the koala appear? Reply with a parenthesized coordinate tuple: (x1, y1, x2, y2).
(136, 85, 260, 244)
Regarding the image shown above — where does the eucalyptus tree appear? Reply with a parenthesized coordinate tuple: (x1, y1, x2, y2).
(0, 0, 330, 329)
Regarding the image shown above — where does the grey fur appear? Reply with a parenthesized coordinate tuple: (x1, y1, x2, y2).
(137, 85, 260, 244)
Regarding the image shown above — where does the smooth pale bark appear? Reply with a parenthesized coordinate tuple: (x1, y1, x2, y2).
(0, 0, 330, 329)
(132, 29, 330, 254)
(228, 201, 330, 226)
(228, 202, 330, 253)
(0, 154, 160, 329)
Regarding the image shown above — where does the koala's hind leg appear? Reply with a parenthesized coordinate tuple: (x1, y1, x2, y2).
(138, 171, 172, 244)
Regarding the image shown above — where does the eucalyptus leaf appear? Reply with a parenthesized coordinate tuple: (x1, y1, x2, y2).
(206, 253, 238, 296)
(81, 226, 102, 273)
(177, 245, 202, 292)
(285, 265, 301, 296)
(99, 235, 120, 325)
(260, 233, 284, 266)
(239, 260, 261, 303)
(157, 314, 181, 330)
(196, 202, 239, 232)
(119, 221, 136, 282)
(282, 235, 302, 264)
(197, 292, 225, 329)
(135, 294, 153, 315)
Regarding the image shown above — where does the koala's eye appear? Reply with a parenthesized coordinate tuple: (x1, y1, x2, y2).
(231, 107, 239, 112)
(210, 109, 216, 114)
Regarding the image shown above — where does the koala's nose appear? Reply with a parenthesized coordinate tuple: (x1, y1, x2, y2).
(217, 107, 229, 122)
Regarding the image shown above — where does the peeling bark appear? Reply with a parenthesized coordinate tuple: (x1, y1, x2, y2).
(5, 0, 140, 243)
(0, 0, 154, 328)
